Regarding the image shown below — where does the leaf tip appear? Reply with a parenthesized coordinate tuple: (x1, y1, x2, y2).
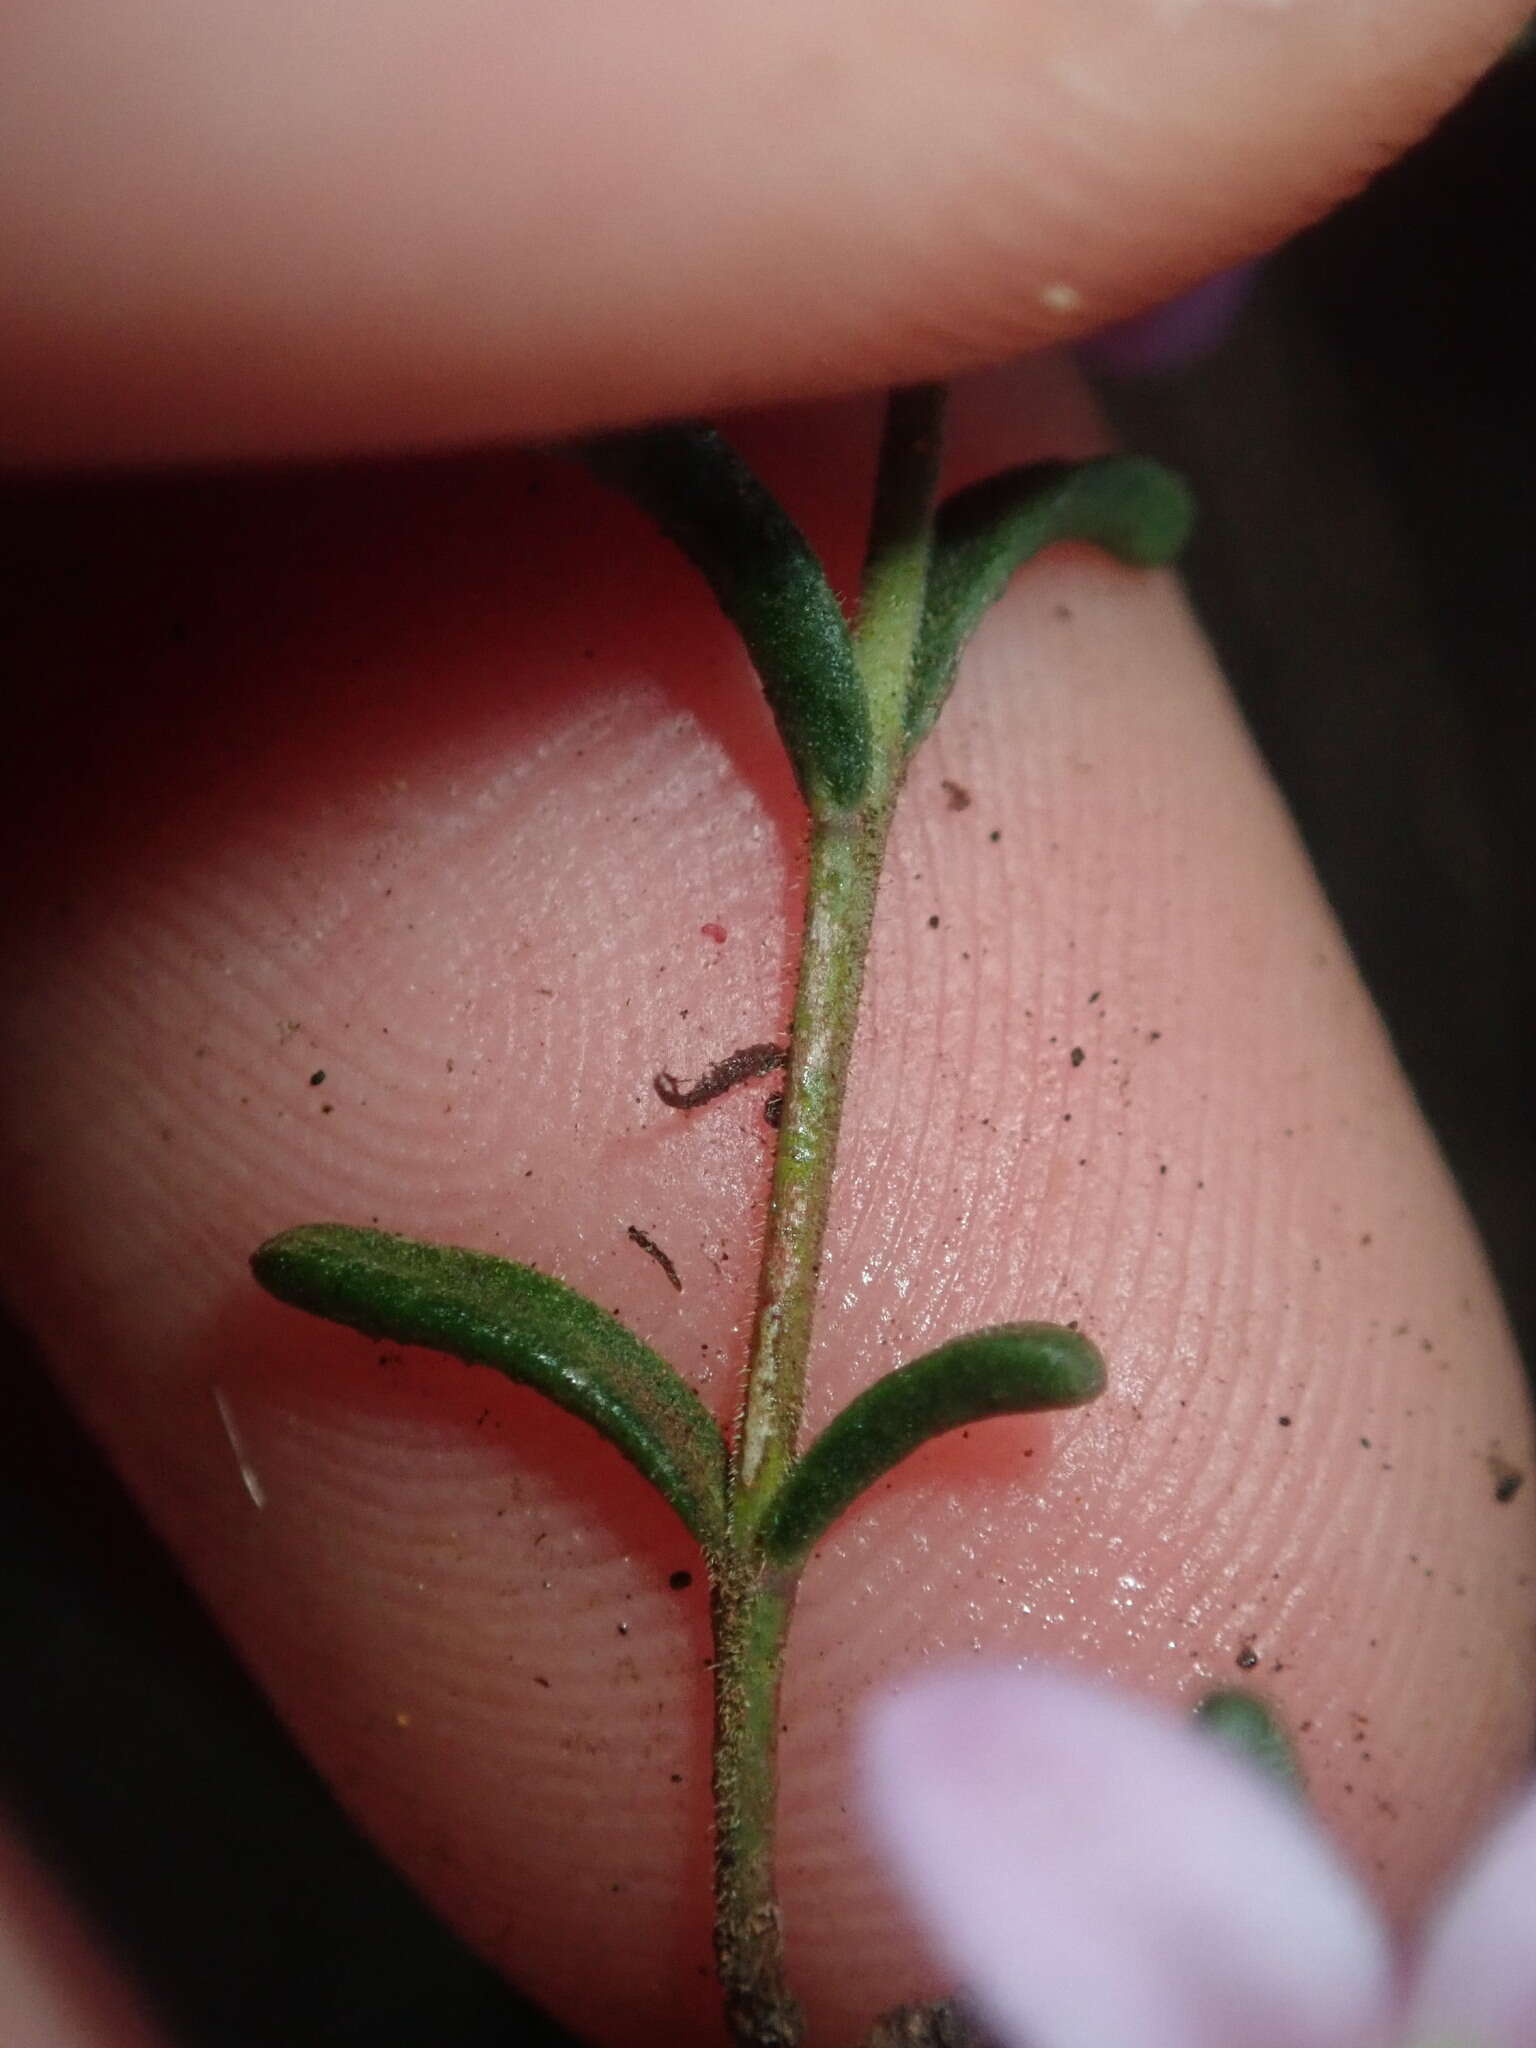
(1194, 1688, 1301, 1793)
(757, 1320, 1106, 1568)
(1093, 455, 1196, 566)
(250, 1221, 351, 1303)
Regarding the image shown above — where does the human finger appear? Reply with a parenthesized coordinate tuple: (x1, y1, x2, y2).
(0, 363, 1530, 2045)
(0, 0, 1526, 464)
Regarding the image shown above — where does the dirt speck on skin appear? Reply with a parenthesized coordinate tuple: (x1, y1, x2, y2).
(669, 1570, 693, 1591)
(1070, 1046, 1085, 1068)
(627, 1225, 683, 1292)
(1489, 1455, 1525, 1504)
(941, 779, 972, 811)
(1235, 1643, 1260, 1671)
(655, 1042, 787, 1110)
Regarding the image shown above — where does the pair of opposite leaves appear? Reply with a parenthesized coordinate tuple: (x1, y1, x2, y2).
(252, 420, 1194, 1573)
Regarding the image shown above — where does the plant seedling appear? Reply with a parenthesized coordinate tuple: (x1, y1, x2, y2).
(251, 386, 1242, 2046)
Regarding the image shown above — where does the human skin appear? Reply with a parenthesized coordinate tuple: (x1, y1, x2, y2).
(0, 356, 1533, 2046)
(0, 1831, 163, 2048)
(0, 0, 1528, 465)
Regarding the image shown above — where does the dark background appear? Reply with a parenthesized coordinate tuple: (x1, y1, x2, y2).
(2, 45, 1533, 2047)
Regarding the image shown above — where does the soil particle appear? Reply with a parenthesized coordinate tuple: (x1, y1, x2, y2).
(654, 1042, 787, 1109)
(1489, 1455, 1525, 1503)
(627, 1225, 683, 1292)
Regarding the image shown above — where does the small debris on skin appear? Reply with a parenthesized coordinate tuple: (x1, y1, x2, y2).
(1489, 1455, 1525, 1504)
(627, 1225, 683, 1292)
(941, 779, 972, 811)
(654, 1042, 787, 1109)
(763, 1091, 784, 1128)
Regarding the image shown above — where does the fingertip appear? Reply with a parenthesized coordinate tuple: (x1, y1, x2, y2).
(0, 0, 1527, 463)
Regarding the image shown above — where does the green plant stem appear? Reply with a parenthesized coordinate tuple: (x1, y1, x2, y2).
(712, 1561, 800, 2047)
(713, 385, 949, 2048)
(733, 800, 894, 1515)
(854, 382, 947, 769)
(734, 385, 948, 1519)
(711, 803, 893, 2048)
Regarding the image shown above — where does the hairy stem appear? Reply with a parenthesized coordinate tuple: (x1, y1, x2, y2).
(732, 801, 893, 1515)
(733, 383, 948, 1520)
(714, 386, 949, 2046)
(712, 1561, 801, 2048)
(855, 382, 947, 768)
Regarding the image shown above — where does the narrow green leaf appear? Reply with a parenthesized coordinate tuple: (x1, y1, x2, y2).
(581, 424, 871, 813)
(251, 1224, 728, 1553)
(906, 455, 1195, 747)
(756, 1323, 1105, 1569)
(1194, 1690, 1301, 1794)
